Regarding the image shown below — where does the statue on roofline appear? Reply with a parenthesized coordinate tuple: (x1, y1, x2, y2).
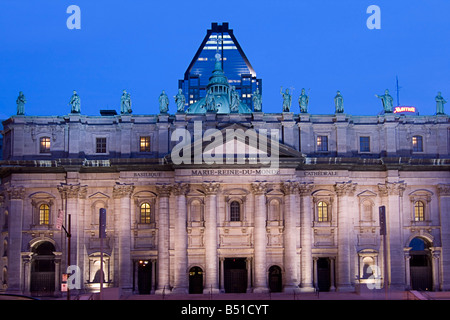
(16, 91, 26, 115)
(69, 90, 81, 113)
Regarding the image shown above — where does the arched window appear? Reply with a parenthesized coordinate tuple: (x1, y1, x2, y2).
(140, 202, 151, 224)
(414, 201, 425, 221)
(230, 201, 241, 222)
(190, 200, 202, 222)
(269, 199, 281, 221)
(317, 201, 328, 222)
(412, 135, 423, 152)
(40, 137, 51, 153)
(39, 204, 50, 225)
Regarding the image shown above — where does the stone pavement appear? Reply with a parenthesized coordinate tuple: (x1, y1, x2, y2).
(120, 289, 450, 300)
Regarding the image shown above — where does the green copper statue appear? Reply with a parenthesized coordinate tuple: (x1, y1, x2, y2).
(252, 88, 262, 112)
(120, 90, 132, 114)
(230, 86, 240, 113)
(375, 89, 393, 113)
(280, 87, 292, 112)
(205, 89, 217, 112)
(69, 90, 81, 113)
(436, 91, 447, 115)
(334, 90, 344, 113)
(174, 89, 186, 113)
(159, 90, 169, 113)
(16, 91, 26, 115)
(298, 88, 309, 113)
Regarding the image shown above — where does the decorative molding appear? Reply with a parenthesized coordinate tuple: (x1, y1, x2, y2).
(57, 184, 88, 199)
(377, 181, 406, 197)
(7, 187, 25, 200)
(251, 181, 267, 195)
(155, 184, 172, 197)
(112, 184, 135, 199)
(298, 182, 314, 196)
(172, 183, 190, 196)
(201, 182, 220, 195)
(334, 181, 357, 196)
(280, 181, 298, 195)
(437, 184, 450, 196)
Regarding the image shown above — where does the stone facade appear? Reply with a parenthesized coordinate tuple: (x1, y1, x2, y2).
(0, 111, 449, 296)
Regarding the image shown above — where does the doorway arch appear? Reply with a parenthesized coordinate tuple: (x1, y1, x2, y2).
(189, 266, 203, 294)
(268, 265, 282, 292)
(30, 241, 56, 296)
(409, 237, 433, 291)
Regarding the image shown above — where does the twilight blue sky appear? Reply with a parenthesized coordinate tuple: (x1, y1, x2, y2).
(0, 0, 449, 119)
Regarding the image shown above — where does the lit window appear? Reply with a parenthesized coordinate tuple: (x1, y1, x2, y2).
(317, 136, 328, 152)
(360, 136, 370, 152)
(412, 136, 423, 152)
(318, 201, 328, 222)
(230, 201, 240, 222)
(39, 204, 50, 225)
(414, 201, 425, 221)
(96, 138, 107, 153)
(40, 137, 51, 153)
(140, 203, 151, 224)
(140, 136, 151, 152)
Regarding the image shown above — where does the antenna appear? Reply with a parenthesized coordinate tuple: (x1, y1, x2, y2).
(396, 76, 402, 107)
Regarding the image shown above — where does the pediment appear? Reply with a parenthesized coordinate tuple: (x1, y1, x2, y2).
(169, 123, 304, 165)
(357, 190, 377, 197)
(88, 191, 110, 199)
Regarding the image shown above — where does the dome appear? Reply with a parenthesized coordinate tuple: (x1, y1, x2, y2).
(186, 53, 252, 114)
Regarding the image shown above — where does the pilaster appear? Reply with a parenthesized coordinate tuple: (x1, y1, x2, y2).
(334, 181, 357, 292)
(281, 181, 300, 292)
(112, 183, 134, 293)
(172, 183, 190, 294)
(155, 184, 172, 294)
(251, 181, 269, 293)
(202, 182, 220, 294)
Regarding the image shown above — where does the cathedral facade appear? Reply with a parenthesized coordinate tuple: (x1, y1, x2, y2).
(1, 99, 449, 296)
(0, 23, 449, 297)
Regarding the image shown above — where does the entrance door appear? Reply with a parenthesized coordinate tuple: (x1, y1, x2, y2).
(189, 266, 203, 294)
(224, 258, 247, 293)
(268, 266, 282, 292)
(409, 238, 433, 291)
(137, 260, 152, 294)
(317, 258, 331, 292)
(30, 242, 55, 296)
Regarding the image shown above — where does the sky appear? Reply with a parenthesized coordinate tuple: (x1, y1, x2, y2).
(0, 0, 449, 119)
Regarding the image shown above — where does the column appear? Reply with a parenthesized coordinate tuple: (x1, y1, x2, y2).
(403, 249, 412, 290)
(155, 184, 172, 294)
(57, 183, 87, 274)
(437, 184, 450, 290)
(299, 182, 314, 292)
(431, 248, 441, 291)
(172, 183, 190, 294)
(251, 182, 269, 293)
(378, 180, 406, 289)
(113, 183, 135, 294)
(202, 182, 220, 294)
(281, 181, 300, 292)
(22, 253, 32, 296)
(219, 257, 225, 292)
(334, 181, 357, 292)
(6, 187, 25, 294)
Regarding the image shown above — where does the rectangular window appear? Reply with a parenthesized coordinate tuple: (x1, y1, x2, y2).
(317, 136, 328, 152)
(96, 138, 107, 153)
(360, 136, 370, 152)
(140, 136, 151, 152)
(40, 137, 51, 153)
(412, 136, 423, 152)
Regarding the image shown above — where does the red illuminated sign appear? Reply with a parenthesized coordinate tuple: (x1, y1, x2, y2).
(394, 106, 416, 113)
